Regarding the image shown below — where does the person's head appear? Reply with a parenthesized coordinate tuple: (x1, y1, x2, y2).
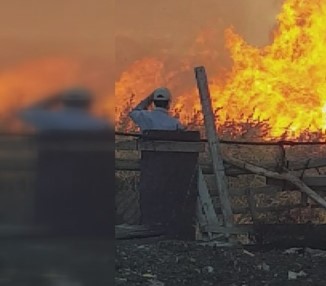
(153, 87, 172, 110)
(61, 87, 93, 110)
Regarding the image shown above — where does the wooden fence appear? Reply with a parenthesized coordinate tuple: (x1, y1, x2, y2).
(116, 135, 326, 237)
(0, 134, 325, 239)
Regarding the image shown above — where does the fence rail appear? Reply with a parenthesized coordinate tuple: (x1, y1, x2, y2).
(115, 137, 326, 222)
(0, 135, 324, 229)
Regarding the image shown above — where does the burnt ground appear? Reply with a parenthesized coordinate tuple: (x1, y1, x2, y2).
(116, 238, 326, 286)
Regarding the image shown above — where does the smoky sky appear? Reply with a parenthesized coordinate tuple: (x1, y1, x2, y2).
(0, 0, 283, 94)
(0, 0, 113, 68)
(116, 0, 283, 74)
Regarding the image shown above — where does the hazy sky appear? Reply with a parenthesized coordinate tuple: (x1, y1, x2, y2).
(0, 0, 113, 67)
(0, 0, 283, 67)
(116, 0, 283, 73)
(116, 0, 281, 42)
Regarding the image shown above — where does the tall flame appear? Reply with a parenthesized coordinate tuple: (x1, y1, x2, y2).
(116, 0, 326, 140)
(217, 0, 326, 138)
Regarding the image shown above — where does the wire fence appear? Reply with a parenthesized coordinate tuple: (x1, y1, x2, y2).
(115, 131, 326, 146)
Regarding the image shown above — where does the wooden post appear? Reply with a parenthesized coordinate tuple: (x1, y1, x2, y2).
(194, 66, 234, 228)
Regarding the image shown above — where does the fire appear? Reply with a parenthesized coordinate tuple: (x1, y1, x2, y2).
(116, 0, 326, 140)
(218, 0, 326, 138)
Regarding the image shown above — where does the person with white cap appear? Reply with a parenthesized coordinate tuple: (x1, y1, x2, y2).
(19, 87, 110, 132)
(129, 87, 184, 132)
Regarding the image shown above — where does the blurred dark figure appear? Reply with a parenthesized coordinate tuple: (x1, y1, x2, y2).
(18, 87, 114, 237)
(20, 87, 110, 131)
(12, 88, 115, 285)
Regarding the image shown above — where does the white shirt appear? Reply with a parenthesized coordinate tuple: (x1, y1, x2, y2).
(129, 107, 183, 132)
(20, 107, 110, 132)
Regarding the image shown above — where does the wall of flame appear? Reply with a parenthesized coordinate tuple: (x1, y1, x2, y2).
(116, 0, 326, 139)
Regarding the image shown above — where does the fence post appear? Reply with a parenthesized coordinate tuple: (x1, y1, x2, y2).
(194, 66, 234, 228)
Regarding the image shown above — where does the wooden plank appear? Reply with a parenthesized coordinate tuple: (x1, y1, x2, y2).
(140, 140, 205, 152)
(197, 168, 221, 229)
(116, 140, 205, 152)
(203, 157, 326, 175)
(220, 158, 326, 176)
(115, 158, 318, 176)
(195, 66, 234, 228)
(115, 158, 214, 174)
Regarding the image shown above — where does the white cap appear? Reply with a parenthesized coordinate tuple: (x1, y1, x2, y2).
(153, 87, 171, 101)
(61, 87, 92, 102)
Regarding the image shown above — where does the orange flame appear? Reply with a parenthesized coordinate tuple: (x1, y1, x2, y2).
(216, 0, 326, 138)
(116, 0, 326, 140)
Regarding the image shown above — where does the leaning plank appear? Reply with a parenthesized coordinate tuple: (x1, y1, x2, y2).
(226, 157, 326, 208)
(216, 158, 326, 176)
(197, 167, 221, 229)
(225, 156, 326, 209)
(195, 66, 234, 228)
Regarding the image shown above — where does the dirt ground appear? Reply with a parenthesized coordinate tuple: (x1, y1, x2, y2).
(116, 238, 326, 286)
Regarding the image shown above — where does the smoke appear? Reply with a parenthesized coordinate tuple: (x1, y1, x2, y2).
(115, 0, 284, 100)
(229, 0, 284, 46)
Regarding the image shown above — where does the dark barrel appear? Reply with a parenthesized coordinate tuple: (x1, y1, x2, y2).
(138, 130, 200, 240)
(34, 130, 114, 237)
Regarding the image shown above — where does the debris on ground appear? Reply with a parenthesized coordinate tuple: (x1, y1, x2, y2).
(116, 238, 326, 285)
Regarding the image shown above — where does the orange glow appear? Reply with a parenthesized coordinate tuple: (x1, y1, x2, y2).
(116, 0, 326, 140)
(0, 57, 113, 131)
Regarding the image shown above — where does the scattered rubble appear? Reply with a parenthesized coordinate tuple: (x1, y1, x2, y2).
(116, 238, 326, 285)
